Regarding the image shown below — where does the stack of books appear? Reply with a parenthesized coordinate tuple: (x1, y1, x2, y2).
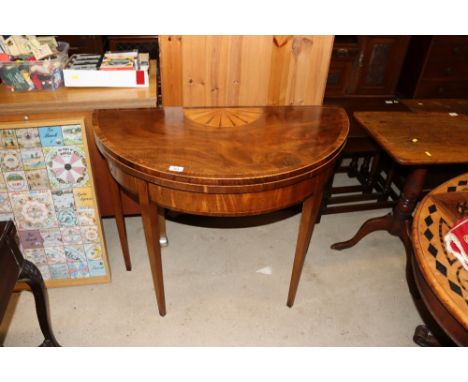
(99, 51, 138, 70)
(63, 50, 150, 88)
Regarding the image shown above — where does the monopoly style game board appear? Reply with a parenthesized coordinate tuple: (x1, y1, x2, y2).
(0, 119, 109, 286)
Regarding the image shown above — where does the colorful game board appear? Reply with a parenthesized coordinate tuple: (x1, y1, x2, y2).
(0, 121, 109, 286)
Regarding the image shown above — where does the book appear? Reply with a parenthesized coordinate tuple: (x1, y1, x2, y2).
(36, 36, 58, 50)
(67, 54, 101, 70)
(0, 36, 7, 54)
(99, 50, 138, 71)
(138, 53, 149, 70)
(5, 36, 20, 56)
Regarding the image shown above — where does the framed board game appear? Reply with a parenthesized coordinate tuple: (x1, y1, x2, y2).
(0, 117, 110, 287)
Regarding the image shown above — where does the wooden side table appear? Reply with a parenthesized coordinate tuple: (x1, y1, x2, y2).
(0, 220, 60, 347)
(411, 173, 468, 346)
(330, 112, 468, 295)
(95, 106, 349, 316)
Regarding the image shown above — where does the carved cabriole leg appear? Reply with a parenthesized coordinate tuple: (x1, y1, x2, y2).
(287, 191, 323, 307)
(158, 207, 168, 247)
(331, 214, 393, 250)
(331, 167, 428, 251)
(18, 260, 60, 347)
(107, 166, 132, 271)
(136, 179, 166, 317)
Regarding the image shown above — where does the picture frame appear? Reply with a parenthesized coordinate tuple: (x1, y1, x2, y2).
(0, 116, 110, 287)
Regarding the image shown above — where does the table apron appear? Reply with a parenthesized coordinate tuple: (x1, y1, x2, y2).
(107, 159, 332, 216)
(149, 173, 326, 216)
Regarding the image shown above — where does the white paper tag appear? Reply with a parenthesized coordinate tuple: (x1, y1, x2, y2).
(449, 112, 458, 117)
(168, 165, 184, 172)
(256, 266, 272, 275)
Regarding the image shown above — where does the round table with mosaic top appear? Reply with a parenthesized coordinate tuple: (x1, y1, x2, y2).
(412, 173, 468, 346)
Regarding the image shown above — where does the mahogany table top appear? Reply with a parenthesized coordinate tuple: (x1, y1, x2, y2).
(95, 106, 349, 188)
(412, 173, 468, 330)
(354, 111, 468, 166)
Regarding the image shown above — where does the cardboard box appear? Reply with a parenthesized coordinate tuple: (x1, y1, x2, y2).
(63, 67, 149, 88)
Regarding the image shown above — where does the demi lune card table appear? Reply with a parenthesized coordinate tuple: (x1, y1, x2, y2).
(95, 106, 349, 316)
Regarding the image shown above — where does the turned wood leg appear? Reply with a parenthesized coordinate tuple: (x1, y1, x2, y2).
(287, 193, 322, 307)
(388, 167, 428, 239)
(158, 207, 168, 247)
(18, 260, 60, 347)
(137, 179, 166, 317)
(357, 155, 371, 185)
(108, 168, 132, 271)
(347, 157, 359, 178)
(378, 162, 395, 201)
(364, 152, 381, 193)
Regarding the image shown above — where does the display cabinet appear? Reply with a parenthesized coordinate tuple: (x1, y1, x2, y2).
(397, 36, 468, 98)
(326, 36, 410, 97)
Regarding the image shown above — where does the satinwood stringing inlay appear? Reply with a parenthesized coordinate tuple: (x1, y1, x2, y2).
(184, 108, 263, 128)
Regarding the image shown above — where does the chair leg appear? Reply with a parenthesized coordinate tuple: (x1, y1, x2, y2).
(19, 260, 60, 347)
(379, 162, 396, 202)
(347, 157, 359, 178)
(357, 155, 371, 184)
(363, 152, 381, 193)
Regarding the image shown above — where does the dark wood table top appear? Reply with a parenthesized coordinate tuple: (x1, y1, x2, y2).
(324, 97, 409, 138)
(412, 173, 468, 331)
(95, 106, 349, 188)
(402, 98, 468, 115)
(354, 111, 468, 166)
